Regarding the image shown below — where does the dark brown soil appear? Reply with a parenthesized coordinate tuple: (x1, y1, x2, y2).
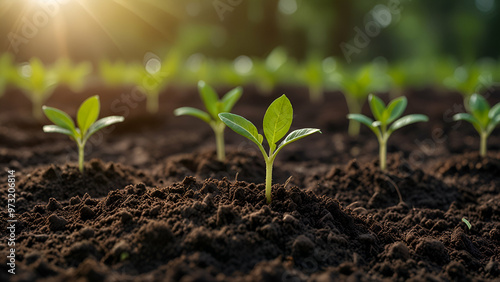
(0, 86, 499, 281)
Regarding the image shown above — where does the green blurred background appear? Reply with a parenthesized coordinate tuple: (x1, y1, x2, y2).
(1, 0, 498, 64)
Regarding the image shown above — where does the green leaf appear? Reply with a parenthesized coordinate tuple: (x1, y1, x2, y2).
(43, 125, 74, 136)
(42, 106, 76, 134)
(453, 113, 480, 125)
(489, 103, 500, 119)
(385, 97, 407, 124)
(198, 80, 219, 120)
(368, 94, 385, 122)
(462, 218, 471, 230)
(469, 94, 490, 126)
(389, 114, 428, 133)
(85, 116, 124, 141)
(277, 128, 321, 151)
(77, 96, 100, 136)
(220, 86, 242, 113)
(219, 113, 263, 146)
(347, 114, 375, 129)
(174, 107, 211, 123)
(263, 95, 293, 151)
(487, 115, 500, 134)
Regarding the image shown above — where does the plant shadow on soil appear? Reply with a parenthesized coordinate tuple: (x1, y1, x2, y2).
(0, 87, 500, 281)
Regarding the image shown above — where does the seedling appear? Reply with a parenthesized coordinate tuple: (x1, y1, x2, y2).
(296, 55, 340, 103)
(462, 217, 472, 230)
(52, 58, 92, 92)
(12, 58, 59, 119)
(444, 63, 494, 105)
(340, 63, 389, 136)
(133, 50, 182, 113)
(453, 94, 500, 157)
(42, 96, 124, 173)
(348, 94, 428, 170)
(174, 81, 242, 161)
(251, 47, 290, 95)
(0, 53, 15, 98)
(219, 95, 321, 203)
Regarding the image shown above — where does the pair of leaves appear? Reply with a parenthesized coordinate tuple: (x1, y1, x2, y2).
(348, 94, 428, 136)
(453, 93, 500, 135)
(43, 96, 124, 143)
(174, 81, 242, 124)
(219, 95, 321, 157)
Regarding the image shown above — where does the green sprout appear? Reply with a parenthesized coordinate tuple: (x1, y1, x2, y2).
(52, 58, 92, 92)
(42, 95, 124, 173)
(462, 217, 472, 230)
(219, 95, 321, 203)
(174, 81, 242, 161)
(444, 63, 494, 103)
(296, 55, 340, 103)
(251, 47, 290, 95)
(133, 50, 182, 113)
(340, 63, 389, 137)
(99, 60, 138, 87)
(348, 94, 429, 170)
(453, 94, 500, 157)
(12, 58, 59, 119)
(0, 53, 15, 98)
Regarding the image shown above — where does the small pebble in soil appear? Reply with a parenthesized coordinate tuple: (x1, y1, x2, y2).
(80, 206, 96, 220)
(118, 211, 133, 224)
(489, 228, 500, 241)
(70, 196, 81, 205)
(47, 214, 68, 231)
(216, 205, 235, 226)
(485, 259, 499, 276)
(137, 221, 174, 246)
(387, 241, 410, 260)
(445, 261, 466, 280)
(80, 227, 95, 239)
(292, 235, 315, 257)
(46, 198, 62, 211)
(414, 238, 449, 265)
(358, 233, 376, 246)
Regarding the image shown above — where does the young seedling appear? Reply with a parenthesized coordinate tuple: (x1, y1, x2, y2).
(348, 94, 429, 170)
(296, 55, 340, 103)
(251, 47, 290, 95)
(340, 63, 390, 137)
(12, 58, 59, 119)
(133, 50, 182, 113)
(42, 96, 124, 173)
(174, 81, 242, 161)
(0, 53, 15, 98)
(453, 93, 500, 157)
(52, 58, 92, 92)
(462, 217, 472, 230)
(219, 95, 321, 203)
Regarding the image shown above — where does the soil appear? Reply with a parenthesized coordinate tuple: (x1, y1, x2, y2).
(0, 85, 499, 281)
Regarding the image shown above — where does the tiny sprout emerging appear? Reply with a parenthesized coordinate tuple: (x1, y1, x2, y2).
(219, 95, 321, 204)
(42, 95, 124, 173)
(453, 94, 500, 157)
(174, 81, 243, 161)
(348, 94, 429, 170)
(462, 217, 472, 230)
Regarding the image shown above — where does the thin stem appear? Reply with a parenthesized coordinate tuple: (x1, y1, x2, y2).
(379, 137, 387, 171)
(78, 143, 85, 173)
(309, 85, 323, 103)
(346, 96, 362, 137)
(32, 94, 44, 120)
(265, 160, 273, 204)
(146, 91, 160, 113)
(480, 132, 487, 157)
(214, 125, 225, 161)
